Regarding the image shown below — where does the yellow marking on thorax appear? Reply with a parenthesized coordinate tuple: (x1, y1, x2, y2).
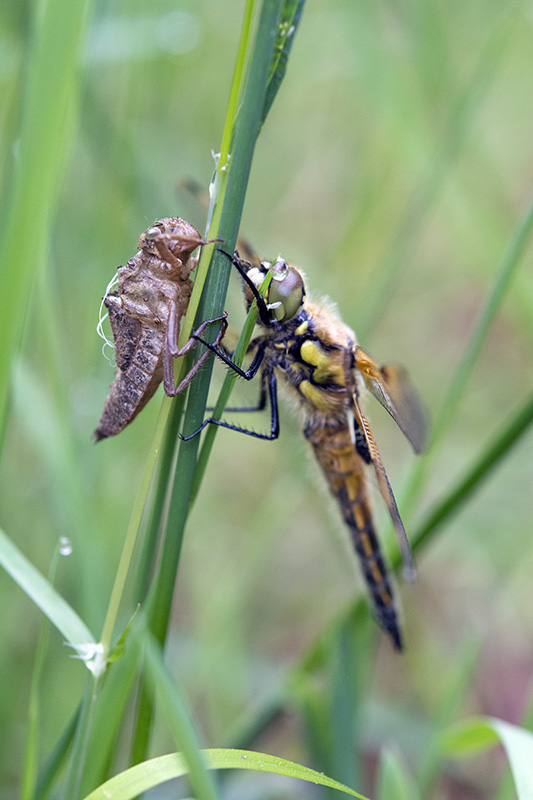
(299, 380, 334, 411)
(300, 340, 326, 367)
(299, 340, 345, 385)
(295, 320, 309, 335)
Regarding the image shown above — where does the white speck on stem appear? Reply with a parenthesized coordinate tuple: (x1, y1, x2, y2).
(67, 642, 106, 677)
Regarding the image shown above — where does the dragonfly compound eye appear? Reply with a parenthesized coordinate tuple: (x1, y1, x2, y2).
(267, 259, 305, 322)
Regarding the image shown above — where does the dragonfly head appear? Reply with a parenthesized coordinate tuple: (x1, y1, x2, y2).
(246, 257, 306, 324)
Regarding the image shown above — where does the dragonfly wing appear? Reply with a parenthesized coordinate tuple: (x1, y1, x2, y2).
(354, 345, 428, 455)
(352, 393, 415, 579)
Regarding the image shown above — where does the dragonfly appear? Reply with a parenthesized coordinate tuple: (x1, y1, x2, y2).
(94, 217, 226, 440)
(184, 252, 428, 649)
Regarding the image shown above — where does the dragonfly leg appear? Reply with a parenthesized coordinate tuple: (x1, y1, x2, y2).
(162, 313, 228, 397)
(181, 366, 279, 441)
(214, 370, 268, 413)
(217, 249, 272, 326)
(191, 333, 267, 381)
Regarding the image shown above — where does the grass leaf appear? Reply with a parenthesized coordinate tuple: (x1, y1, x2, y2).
(0, 528, 95, 647)
(0, 0, 95, 446)
(442, 716, 533, 800)
(81, 748, 369, 800)
(377, 747, 420, 800)
(409, 390, 533, 558)
(141, 630, 220, 800)
(490, 718, 533, 800)
(440, 717, 500, 756)
(262, 0, 306, 122)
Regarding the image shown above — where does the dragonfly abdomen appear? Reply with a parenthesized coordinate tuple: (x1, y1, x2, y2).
(304, 417, 403, 650)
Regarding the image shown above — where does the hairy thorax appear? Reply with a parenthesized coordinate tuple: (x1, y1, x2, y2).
(264, 298, 357, 420)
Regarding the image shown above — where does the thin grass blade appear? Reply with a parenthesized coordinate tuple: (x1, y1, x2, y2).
(141, 630, 220, 800)
(402, 186, 533, 523)
(415, 637, 481, 795)
(441, 717, 533, 800)
(0, 528, 95, 647)
(79, 647, 141, 798)
(22, 547, 63, 800)
(146, 0, 287, 647)
(377, 747, 420, 800)
(35, 708, 80, 800)
(262, 0, 306, 122)
(357, 12, 518, 339)
(190, 270, 274, 504)
(0, 0, 95, 447)
(131, 0, 300, 766)
(407, 390, 533, 560)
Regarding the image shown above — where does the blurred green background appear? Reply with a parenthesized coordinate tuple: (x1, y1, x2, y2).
(1, 0, 533, 797)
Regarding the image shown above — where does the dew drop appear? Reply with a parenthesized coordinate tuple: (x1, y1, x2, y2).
(59, 537, 73, 556)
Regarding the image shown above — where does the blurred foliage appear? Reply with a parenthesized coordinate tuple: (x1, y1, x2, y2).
(1, 0, 533, 798)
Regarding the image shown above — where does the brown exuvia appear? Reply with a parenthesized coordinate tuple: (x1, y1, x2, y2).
(94, 218, 226, 441)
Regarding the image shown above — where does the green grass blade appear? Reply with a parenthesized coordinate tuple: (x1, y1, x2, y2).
(356, 12, 517, 339)
(440, 716, 500, 757)
(132, 399, 185, 604)
(298, 677, 333, 780)
(0, 0, 95, 447)
(489, 717, 533, 800)
(22, 546, 63, 800)
(81, 749, 370, 800)
(430, 188, 533, 453)
(401, 186, 533, 521)
(147, 0, 288, 646)
(190, 270, 273, 504)
(377, 747, 420, 800)
(441, 717, 533, 800)
(181, 0, 289, 499)
(325, 617, 366, 794)
(262, 0, 306, 122)
(141, 631, 220, 800)
(124, 0, 258, 684)
(415, 637, 481, 795)
(131, 0, 300, 766)
(98, 400, 171, 657)
(35, 708, 80, 800)
(64, 679, 100, 800)
(407, 389, 533, 560)
(79, 648, 142, 798)
(0, 528, 95, 647)
(166, 0, 255, 357)
(1, 522, 103, 798)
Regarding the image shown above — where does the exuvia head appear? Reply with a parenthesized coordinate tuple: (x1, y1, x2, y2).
(247, 257, 306, 323)
(140, 218, 204, 259)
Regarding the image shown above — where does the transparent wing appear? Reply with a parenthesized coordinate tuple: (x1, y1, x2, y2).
(352, 394, 415, 579)
(354, 345, 428, 455)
